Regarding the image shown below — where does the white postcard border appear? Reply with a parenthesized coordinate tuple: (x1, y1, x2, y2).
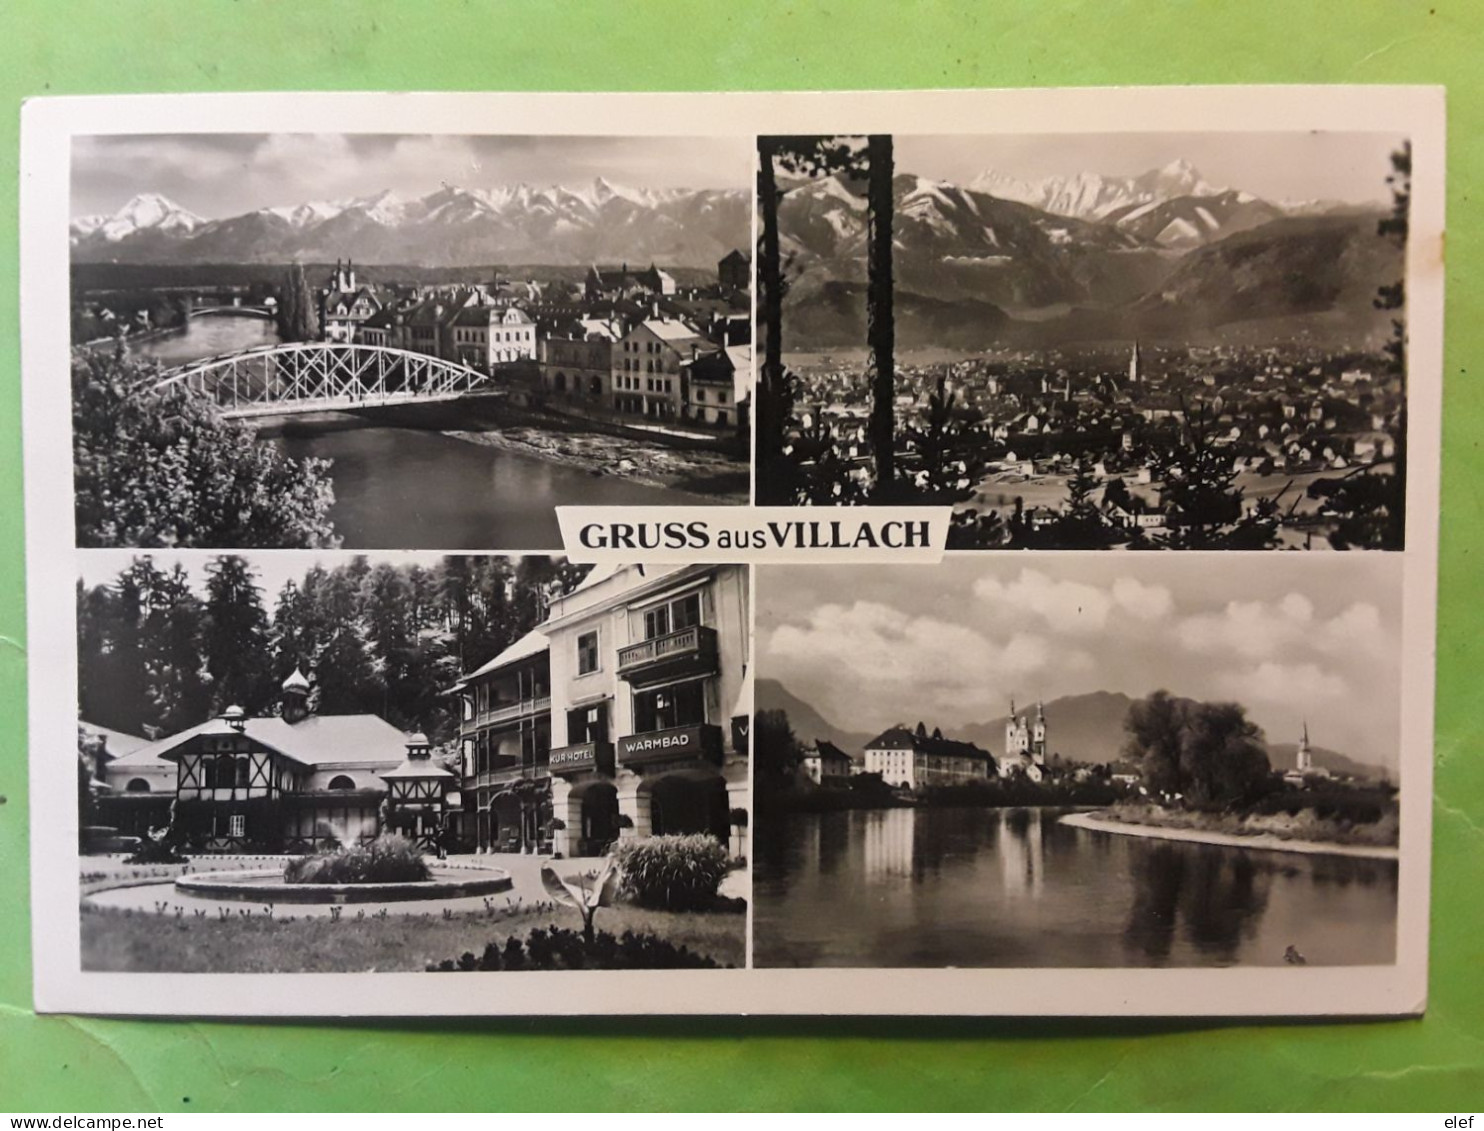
(21, 85, 1444, 1016)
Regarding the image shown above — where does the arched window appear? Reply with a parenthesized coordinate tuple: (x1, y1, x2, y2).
(327, 775, 356, 791)
(589, 376, 603, 395)
(125, 778, 151, 793)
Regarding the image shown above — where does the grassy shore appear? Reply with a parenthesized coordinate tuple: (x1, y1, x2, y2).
(81, 902, 746, 973)
(1103, 800, 1399, 849)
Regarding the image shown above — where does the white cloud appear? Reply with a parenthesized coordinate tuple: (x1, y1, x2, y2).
(1313, 602, 1384, 657)
(1111, 577, 1173, 620)
(1176, 593, 1384, 665)
(973, 569, 1114, 634)
(1219, 661, 1349, 705)
(766, 600, 1050, 723)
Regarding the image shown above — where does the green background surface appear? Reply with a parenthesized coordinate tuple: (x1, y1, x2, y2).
(2, 0, 1481, 1112)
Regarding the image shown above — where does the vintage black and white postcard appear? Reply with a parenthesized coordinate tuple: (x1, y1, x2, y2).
(21, 87, 1442, 1017)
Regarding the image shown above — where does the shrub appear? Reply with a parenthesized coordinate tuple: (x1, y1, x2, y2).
(283, 833, 430, 885)
(124, 830, 188, 866)
(425, 925, 721, 971)
(612, 833, 729, 911)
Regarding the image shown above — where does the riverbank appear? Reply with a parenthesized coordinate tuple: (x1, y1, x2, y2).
(1060, 810, 1400, 860)
(259, 396, 749, 500)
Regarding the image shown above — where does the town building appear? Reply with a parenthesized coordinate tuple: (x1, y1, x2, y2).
(452, 627, 554, 854)
(450, 304, 537, 372)
(585, 264, 677, 303)
(862, 724, 993, 789)
(90, 670, 439, 852)
(612, 317, 707, 420)
(682, 342, 752, 431)
(318, 261, 384, 343)
(539, 318, 620, 404)
(802, 739, 856, 785)
(450, 563, 751, 860)
(717, 249, 751, 291)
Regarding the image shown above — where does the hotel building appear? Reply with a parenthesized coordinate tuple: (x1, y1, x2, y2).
(452, 563, 751, 860)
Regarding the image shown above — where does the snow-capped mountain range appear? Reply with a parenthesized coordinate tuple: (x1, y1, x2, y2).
(967, 158, 1220, 221)
(70, 178, 750, 268)
(775, 160, 1397, 348)
(780, 160, 1330, 265)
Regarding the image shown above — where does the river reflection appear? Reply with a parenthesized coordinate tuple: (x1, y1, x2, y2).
(753, 807, 1397, 968)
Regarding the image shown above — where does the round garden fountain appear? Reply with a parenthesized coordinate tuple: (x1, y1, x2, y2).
(174, 862, 513, 905)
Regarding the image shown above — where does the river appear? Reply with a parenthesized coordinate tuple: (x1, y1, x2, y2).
(753, 807, 1398, 968)
(129, 313, 712, 548)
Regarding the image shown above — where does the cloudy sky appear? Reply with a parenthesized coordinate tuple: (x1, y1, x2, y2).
(71, 133, 751, 219)
(895, 131, 1404, 206)
(759, 554, 1403, 769)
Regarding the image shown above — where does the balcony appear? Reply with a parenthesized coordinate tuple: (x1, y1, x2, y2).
(467, 765, 544, 791)
(468, 695, 551, 729)
(616, 626, 718, 685)
(547, 740, 616, 778)
(616, 724, 723, 769)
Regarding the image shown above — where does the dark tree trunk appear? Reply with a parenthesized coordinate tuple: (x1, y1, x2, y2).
(866, 134, 896, 498)
(756, 137, 787, 503)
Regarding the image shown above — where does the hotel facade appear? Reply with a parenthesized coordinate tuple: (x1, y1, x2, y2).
(453, 563, 751, 860)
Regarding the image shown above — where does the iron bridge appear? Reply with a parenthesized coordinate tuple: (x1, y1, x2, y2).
(152, 342, 498, 419)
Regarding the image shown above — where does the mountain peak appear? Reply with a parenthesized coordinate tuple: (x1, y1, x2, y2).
(89, 193, 205, 241)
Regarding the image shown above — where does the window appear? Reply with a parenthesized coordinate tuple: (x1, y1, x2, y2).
(125, 778, 151, 793)
(642, 592, 701, 640)
(236, 756, 251, 788)
(633, 681, 706, 733)
(328, 775, 356, 790)
(567, 702, 609, 745)
(577, 631, 601, 675)
(228, 814, 246, 838)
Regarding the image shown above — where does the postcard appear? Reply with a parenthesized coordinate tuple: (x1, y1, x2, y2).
(20, 86, 1443, 1016)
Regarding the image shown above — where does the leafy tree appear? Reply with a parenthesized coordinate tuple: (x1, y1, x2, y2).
(276, 262, 320, 343)
(754, 708, 806, 799)
(72, 350, 338, 548)
(1148, 403, 1282, 550)
(202, 555, 273, 714)
(1122, 691, 1271, 808)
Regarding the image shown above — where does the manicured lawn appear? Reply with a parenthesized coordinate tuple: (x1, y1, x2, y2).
(80, 901, 746, 973)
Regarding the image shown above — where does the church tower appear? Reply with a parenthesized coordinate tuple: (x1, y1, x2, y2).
(1031, 701, 1048, 766)
(1129, 340, 1142, 386)
(1005, 698, 1029, 758)
(1296, 721, 1312, 773)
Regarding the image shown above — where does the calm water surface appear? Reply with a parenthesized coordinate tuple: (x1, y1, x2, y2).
(130, 313, 280, 364)
(754, 807, 1398, 968)
(131, 314, 704, 547)
(273, 427, 708, 548)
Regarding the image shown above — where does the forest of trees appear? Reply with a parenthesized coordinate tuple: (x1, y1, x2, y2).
(77, 554, 589, 748)
(72, 349, 339, 548)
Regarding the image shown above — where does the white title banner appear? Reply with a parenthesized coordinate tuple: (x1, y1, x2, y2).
(556, 506, 953, 563)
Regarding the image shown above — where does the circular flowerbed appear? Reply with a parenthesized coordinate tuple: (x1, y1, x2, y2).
(174, 864, 513, 905)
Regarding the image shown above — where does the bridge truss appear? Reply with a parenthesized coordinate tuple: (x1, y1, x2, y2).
(152, 343, 496, 419)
